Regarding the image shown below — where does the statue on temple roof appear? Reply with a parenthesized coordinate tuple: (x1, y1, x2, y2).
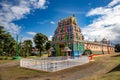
(101, 38, 108, 44)
(72, 14, 75, 17)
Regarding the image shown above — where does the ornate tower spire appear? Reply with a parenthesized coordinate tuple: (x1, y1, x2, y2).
(52, 15, 84, 57)
(53, 15, 83, 42)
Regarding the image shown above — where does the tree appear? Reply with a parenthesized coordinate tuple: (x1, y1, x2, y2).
(115, 44, 120, 52)
(0, 26, 5, 55)
(0, 26, 16, 59)
(3, 33, 16, 56)
(45, 40, 52, 50)
(33, 33, 48, 56)
(23, 40, 32, 57)
(0, 26, 5, 34)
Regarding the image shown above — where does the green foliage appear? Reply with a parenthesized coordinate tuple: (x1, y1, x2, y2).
(115, 44, 120, 52)
(0, 26, 51, 58)
(23, 40, 32, 57)
(33, 33, 48, 56)
(0, 26, 16, 59)
(45, 40, 52, 50)
(19, 40, 32, 57)
(0, 26, 5, 34)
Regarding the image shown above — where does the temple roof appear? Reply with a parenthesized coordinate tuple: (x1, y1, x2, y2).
(62, 46, 71, 52)
(48, 47, 55, 52)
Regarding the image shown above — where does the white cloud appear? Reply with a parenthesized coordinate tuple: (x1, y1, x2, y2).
(57, 9, 85, 14)
(27, 32, 36, 35)
(38, 20, 49, 24)
(48, 35, 52, 41)
(22, 36, 35, 46)
(38, 20, 55, 25)
(37, 0, 48, 9)
(108, 0, 120, 7)
(0, 0, 47, 35)
(86, 7, 111, 16)
(22, 37, 32, 41)
(83, 0, 120, 43)
(50, 21, 55, 24)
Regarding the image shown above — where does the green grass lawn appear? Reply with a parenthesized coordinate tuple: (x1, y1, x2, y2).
(81, 54, 120, 80)
(96, 54, 120, 80)
(97, 72, 120, 80)
(0, 53, 49, 64)
(26, 54, 48, 59)
(0, 56, 14, 64)
(0, 60, 14, 64)
(0, 66, 48, 80)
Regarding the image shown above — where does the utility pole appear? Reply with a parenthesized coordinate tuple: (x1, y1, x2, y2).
(19, 36, 23, 56)
(16, 34, 18, 56)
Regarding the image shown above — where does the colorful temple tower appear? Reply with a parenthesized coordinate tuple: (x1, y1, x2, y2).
(51, 15, 115, 57)
(52, 15, 84, 57)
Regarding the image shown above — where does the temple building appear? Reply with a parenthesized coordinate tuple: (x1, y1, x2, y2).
(51, 15, 114, 57)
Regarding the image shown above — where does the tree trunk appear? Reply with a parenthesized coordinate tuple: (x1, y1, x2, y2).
(39, 50, 42, 57)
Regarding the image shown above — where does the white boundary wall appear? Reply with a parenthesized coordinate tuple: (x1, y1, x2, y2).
(20, 56, 89, 72)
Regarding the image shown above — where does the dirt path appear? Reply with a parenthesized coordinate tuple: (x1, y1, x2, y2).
(0, 54, 119, 80)
(0, 60, 19, 68)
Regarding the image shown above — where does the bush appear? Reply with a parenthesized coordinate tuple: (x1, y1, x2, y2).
(0, 57, 3, 60)
(4, 57, 8, 60)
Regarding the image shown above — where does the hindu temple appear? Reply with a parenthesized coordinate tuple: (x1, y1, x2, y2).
(51, 15, 114, 57)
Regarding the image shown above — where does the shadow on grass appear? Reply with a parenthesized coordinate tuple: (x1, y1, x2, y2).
(108, 64, 120, 73)
(0, 74, 2, 80)
(111, 54, 120, 57)
(17, 76, 29, 80)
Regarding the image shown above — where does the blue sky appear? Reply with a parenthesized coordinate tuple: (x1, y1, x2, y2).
(0, 0, 120, 44)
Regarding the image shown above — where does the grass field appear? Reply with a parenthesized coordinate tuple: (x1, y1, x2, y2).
(0, 53, 120, 80)
(0, 56, 15, 64)
(81, 53, 120, 80)
(95, 54, 120, 80)
(0, 53, 48, 64)
(0, 60, 14, 64)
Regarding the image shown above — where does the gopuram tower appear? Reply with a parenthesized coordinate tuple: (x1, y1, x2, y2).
(52, 15, 84, 57)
